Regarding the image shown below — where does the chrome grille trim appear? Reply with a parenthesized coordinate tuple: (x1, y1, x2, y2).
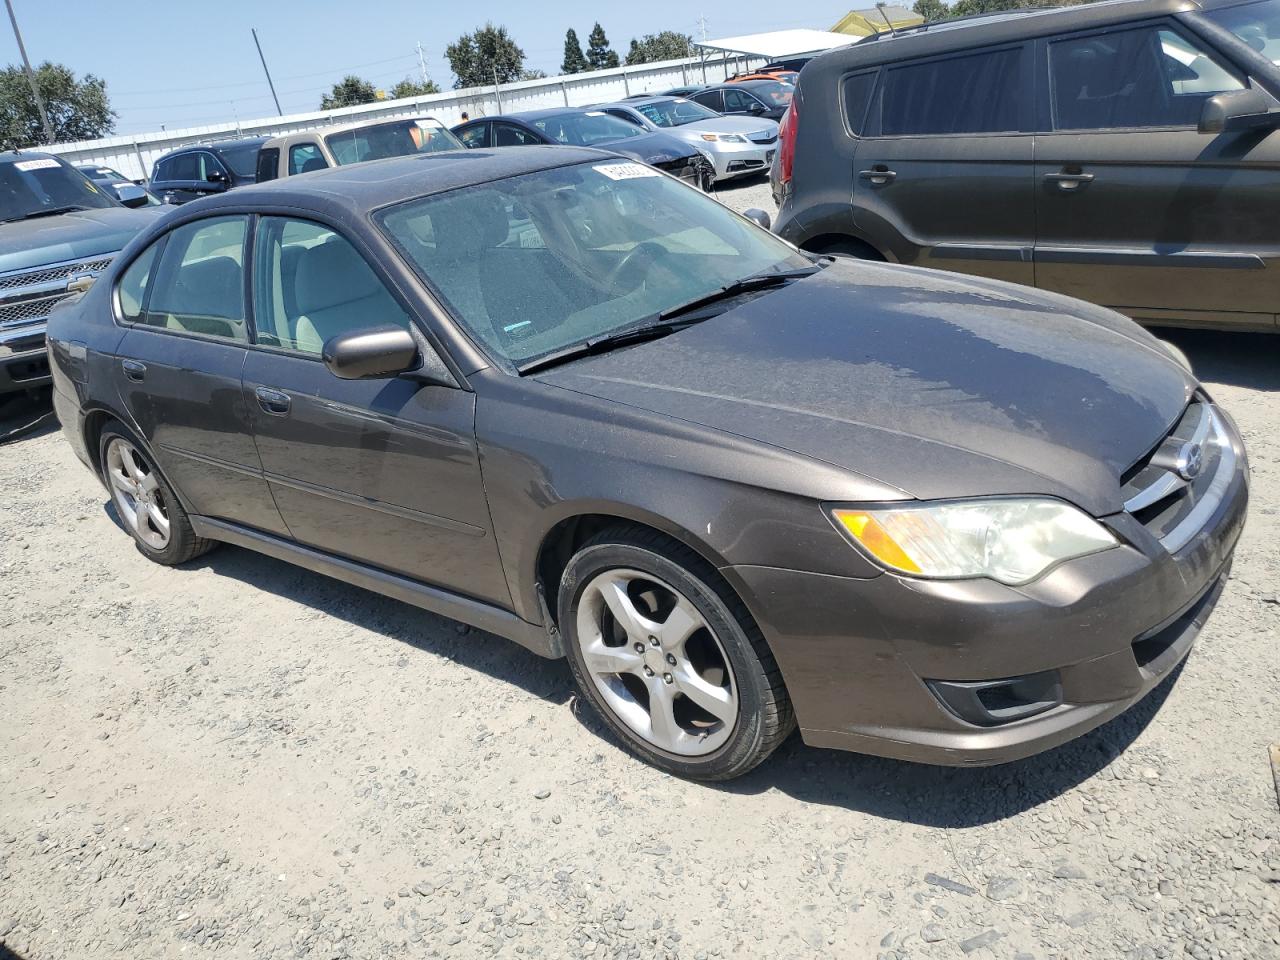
(1159, 408, 1235, 554)
(0, 253, 115, 331)
(1122, 402, 1212, 513)
(0, 256, 113, 291)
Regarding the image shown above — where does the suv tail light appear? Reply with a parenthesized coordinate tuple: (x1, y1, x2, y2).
(777, 98, 798, 193)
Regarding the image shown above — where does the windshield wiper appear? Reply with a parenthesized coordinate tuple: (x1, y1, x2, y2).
(517, 266, 821, 375)
(16, 205, 90, 221)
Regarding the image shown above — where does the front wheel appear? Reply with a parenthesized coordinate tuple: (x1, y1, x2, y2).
(559, 526, 794, 780)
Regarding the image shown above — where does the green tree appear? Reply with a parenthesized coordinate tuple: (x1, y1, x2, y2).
(445, 23, 526, 88)
(585, 22, 619, 70)
(948, 0, 1096, 15)
(320, 75, 378, 110)
(624, 31, 693, 66)
(389, 77, 441, 99)
(520, 69, 548, 81)
(0, 61, 113, 146)
(912, 0, 951, 21)
(561, 28, 588, 74)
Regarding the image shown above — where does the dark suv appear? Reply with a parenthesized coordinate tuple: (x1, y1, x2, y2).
(149, 137, 267, 205)
(774, 0, 1280, 332)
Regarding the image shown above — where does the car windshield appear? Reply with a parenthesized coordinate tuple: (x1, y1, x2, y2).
(531, 111, 646, 145)
(218, 142, 262, 179)
(1204, 0, 1280, 64)
(634, 99, 722, 128)
(324, 119, 463, 166)
(0, 157, 117, 222)
(747, 81, 795, 106)
(378, 159, 812, 368)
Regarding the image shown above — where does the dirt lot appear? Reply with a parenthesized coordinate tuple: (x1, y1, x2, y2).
(1, 176, 1278, 960)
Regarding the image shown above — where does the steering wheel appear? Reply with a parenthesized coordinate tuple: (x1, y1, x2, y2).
(605, 241, 671, 294)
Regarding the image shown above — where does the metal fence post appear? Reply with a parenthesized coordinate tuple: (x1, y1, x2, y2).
(560, 80, 570, 106)
(621, 67, 630, 96)
(131, 141, 148, 182)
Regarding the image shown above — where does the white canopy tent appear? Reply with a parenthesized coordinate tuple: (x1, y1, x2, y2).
(693, 29, 853, 61)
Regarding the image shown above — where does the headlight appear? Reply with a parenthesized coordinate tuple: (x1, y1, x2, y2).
(699, 133, 746, 143)
(830, 498, 1117, 585)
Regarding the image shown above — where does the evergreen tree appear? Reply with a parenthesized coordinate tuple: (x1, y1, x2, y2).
(561, 28, 588, 74)
(586, 23, 620, 70)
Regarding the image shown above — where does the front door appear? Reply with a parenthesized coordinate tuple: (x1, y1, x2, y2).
(241, 214, 511, 605)
(1033, 21, 1280, 328)
(114, 214, 288, 536)
(852, 43, 1036, 285)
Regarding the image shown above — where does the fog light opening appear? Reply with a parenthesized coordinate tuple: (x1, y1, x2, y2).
(928, 671, 1064, 727)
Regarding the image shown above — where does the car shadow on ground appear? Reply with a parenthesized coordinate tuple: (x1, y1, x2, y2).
(1156, 327, 1280, 392)
(0, 387, 57, 446)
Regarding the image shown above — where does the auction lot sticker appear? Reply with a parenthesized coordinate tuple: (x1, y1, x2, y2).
(598, 162, 661, 180)
(14, 158, 60, 171)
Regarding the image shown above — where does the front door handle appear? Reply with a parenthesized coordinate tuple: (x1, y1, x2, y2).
(858, 166, 897, 185)
(1044, 171, 1095, 191)
(121, 359, 146, 382)
(255, 386, 291, 416)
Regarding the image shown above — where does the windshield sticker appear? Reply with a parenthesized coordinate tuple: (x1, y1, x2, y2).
(584, 111, 606, 116)
(14, 157, 60, 172)
(597, 162, 660, 181)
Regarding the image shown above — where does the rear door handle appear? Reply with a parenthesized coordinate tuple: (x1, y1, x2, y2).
(859, 167, 897, 185)
(255, 386, 291, 416)
(121, 359, 146, 382)
(1044, 171, 1095, 191)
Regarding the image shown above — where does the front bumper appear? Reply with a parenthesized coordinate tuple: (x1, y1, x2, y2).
(730, 416, 1249, 766)
(702, 139, 777, 181)
(0, 323, 50, 394)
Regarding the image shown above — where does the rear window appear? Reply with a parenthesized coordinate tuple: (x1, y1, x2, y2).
(875, 46, 1024, 136)
(843, 72, 877, 135)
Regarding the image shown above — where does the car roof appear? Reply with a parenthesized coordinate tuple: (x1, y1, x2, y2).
(0, 150, 56, 162)
(155, 136, 268, 160)
(814, 0, 1212, 68)
(263, 115, 447, 149)
(192, 145, 614, 216)
(698, 79, 787, 92)
(497, 107, 609, 122)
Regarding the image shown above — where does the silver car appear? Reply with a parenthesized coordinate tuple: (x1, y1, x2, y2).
(599, 97, 778, 182)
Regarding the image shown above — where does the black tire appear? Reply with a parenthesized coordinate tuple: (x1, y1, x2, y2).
(97, 420, 216, 566)
(559, 525, 794, 781)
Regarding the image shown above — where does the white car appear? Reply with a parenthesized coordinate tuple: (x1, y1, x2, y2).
(599, 97, 779, 182)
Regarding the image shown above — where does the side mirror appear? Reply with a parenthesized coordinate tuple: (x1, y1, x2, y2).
(749, 102, 767, 115)
(742, 207, 772, 231)
(115, 183, 149, 208)
(323, 326, 420, 380)
(1198, 87, 1279, 135)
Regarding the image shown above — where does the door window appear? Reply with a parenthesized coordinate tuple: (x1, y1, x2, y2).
(691, 90, 724, 111)
(255, 147, 280, 182)
(456, 123, 490, 148)
(252, 216, 413, 355)
(843, 71, 878, 135)
(493, 122, 540, 146)
(722, 89, 756, 113)
(116, 240, 163, 322)
(167, 152, 202, 181)
(1049, 26, 1245, 130)
(288, 143, 327, 176)
(140, 216, 248, 342)
(152, 157, 174, 182)
(876, 46, 1024, 135)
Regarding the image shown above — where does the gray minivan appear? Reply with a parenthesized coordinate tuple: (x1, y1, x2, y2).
(773, 0, 1280, 332)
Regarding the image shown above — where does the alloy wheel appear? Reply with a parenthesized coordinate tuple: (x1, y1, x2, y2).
(575, 568, 738, 756)
(105, 438, 171, 550)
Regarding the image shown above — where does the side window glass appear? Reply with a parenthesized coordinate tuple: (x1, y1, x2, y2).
(252, 216, 412, 356)
(723, 89, 751, 111)
(1049, 27, 1244, 130)
(117, 241, 162, 322)
(878, 46, 1023, 135)
(692, 90, 722, 111)
(141, 216, 248, 342)
(457, 124, 489, 148)
(843, 72, 877, 134)
(494, 123, 538, 146)
(288, 143, 327, 176)
(256, 147, 280, 182)
(169, 153, 200, 181)
(152, 158, 172, 182)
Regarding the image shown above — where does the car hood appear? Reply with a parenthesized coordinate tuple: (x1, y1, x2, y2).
(603, 131, 696, 164)
(0, 206, 162, 274)
(538, 260, 1195, 516)
(671, 116, 777, 137)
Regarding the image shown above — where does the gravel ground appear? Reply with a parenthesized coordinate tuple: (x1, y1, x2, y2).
(1, 176, 1278, 959)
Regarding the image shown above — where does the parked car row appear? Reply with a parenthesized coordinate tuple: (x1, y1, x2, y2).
(773, 0, 1280, 332)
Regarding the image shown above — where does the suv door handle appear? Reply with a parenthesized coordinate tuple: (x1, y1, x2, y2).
(255, 386, 291, 416)
(859, 167, 896, 185)
(121, 359, 146, 382)
(1044, 171, 1095, 191)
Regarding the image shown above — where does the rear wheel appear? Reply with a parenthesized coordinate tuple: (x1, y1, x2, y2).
(559, 526, 793, 780)
(99, 422, 215, 565)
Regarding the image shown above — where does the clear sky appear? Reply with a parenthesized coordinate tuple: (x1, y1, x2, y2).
(2, 0, 857, 136)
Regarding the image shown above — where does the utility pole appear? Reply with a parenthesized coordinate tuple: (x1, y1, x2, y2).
(416, 41, 429, 85)
(697, 13, 708, 42)
(251, 28, 283, 116)
(492, 65, 503, 113)
(4, 0, 53, 144)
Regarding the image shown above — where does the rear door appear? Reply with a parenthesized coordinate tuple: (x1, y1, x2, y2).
(114, 214, 288, 536)
(690, 89, 725, 113)
(1033, 20, 1280, 327)
(852, 43, 1036, 285)
(241, 214, 511, 604)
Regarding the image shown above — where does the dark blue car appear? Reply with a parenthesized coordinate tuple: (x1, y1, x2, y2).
(451, 108, 712, 190)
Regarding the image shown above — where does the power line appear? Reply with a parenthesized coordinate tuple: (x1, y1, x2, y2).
(111, 52, 419, 98)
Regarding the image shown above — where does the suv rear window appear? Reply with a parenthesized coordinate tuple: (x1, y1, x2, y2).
(876, 46, 1024, 136)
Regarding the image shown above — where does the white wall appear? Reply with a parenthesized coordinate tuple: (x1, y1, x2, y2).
(44, 53, 763, 182)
